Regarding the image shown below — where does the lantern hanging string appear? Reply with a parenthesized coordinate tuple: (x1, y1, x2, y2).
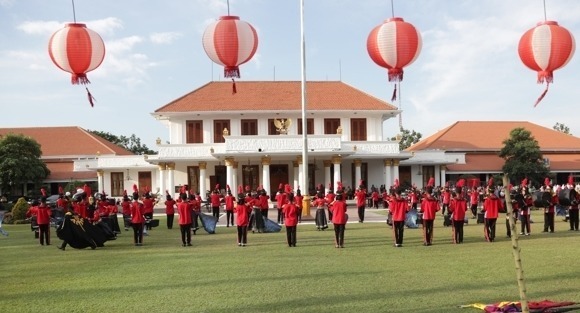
(543, 0, 547, 21)
(390, 0, 395, 18)
(71, 0, 77, 23)
(227, 0, 230, 16)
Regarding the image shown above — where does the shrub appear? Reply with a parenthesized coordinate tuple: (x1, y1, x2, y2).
(11, 198, 30, 222)
(2, 212, 13, 224)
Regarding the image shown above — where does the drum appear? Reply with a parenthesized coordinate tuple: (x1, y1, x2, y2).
(532, 191, 551, 208)
(558, 188, 577, 206)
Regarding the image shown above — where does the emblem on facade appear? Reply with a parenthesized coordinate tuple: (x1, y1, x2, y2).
(274, 118, 292, 135)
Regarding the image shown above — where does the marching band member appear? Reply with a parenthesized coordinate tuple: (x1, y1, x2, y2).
(420, 177, 439, 246)
(294, 188, 303, 223)
(234, 186, 252, 246)
(224, 185, 236, 227)
(355, 180, 367, 223)
(312, 185, 328, 230)
(121, 191, 132, 231)
(469, 187, 479, 219)
(449, 180, 468, 244)
(275, 184, 287, 225)
(441, 184, 451, 216)
(164, 191, 177, 229)
(36, 189, 52, 246)
(389, 184, 409, 248)
(325, 185, 335, 222)
(566, 175, 579, 231)
(505, 185, 519, 238)
(282, 192, 298, 247)
(259, 187, 270, 220)
(177, 193, 192, 247)
(130, 186, 146, 246)
(142, 188, 155, 233)
(483, 178, 502, 242)
(209, 184, 222, 221)
(519, 180, 533, 236)
(330, 185, 348, 248)
(542, 178, 558, 233)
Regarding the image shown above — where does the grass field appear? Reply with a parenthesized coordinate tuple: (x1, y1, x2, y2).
(1, 210, 579, 313)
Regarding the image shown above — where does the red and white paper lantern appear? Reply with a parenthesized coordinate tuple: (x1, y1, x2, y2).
(48, 23, 106, 85)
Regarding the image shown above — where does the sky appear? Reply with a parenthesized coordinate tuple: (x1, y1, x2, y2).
(1, 0, 580, 150)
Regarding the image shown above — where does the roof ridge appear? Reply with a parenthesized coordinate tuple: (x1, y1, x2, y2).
(78, 127, 117, 154)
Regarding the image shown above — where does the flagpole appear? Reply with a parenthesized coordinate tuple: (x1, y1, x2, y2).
(300, 0, 310, 216)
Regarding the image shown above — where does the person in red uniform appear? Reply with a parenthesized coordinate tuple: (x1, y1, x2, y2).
(177, 193, 192, 247)
(141, 189, 155, 232)
(355, 182, 367, 223)
(449, 179, 468, 244)
(56, 186, 69, 213)
(188, 192, 201, 235)
(164, 191, 177, 229)
(26, 200, 40, 238)
(330, 190, 348, 248)
(282, 192, 299, 247)
(312, 189, 328, 230)
(469, 187, 479, 219)
(275, 184, 287, 224)
(234, 186, 252, 246)
(130, 191, 146, 246)
(505, 186, 519, 238)
(325, 187, 336, 222)
(569, 189, 580, 231)
(121, 191, 132, 231)
(441, 185, 451, 216)
(389, 187, 409, 247)
(543, 184, 558, 233)
(224, 186, 236, 227)
(209, 185, 222, 221)
(36, 192, 52, 246)
(420, 177, 439, 246)
(371, 188, 380, 209)
(519, 185, 533, 236)
(294, 189, 303, 223)
(259, 188, 270, 220)
(482, 179, 502, 242)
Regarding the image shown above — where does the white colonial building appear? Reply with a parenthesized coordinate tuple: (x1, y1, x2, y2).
(92, 81, 418, 198)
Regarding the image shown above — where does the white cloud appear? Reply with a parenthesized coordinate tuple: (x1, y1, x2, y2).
(87, 17, 123, 36)
(0, 0, 14, 7)
(17, 20, 62, 35)
(149, 32, 182, 44)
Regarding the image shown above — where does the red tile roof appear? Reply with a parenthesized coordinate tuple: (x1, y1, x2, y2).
(407, 121, 580, 151)
(155, 81, 398, 113)
(0, 126, 134, 157)
(45, 162, 96, 181)
(446, 153, 580, 172)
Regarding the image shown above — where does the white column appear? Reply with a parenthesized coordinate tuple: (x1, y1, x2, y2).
(440, 165, 447, 188)
(297, 156, 304, 192)
(434, 165, 441, 189)
(354, 159, 362, 188)
(384, 159, 392, 189)
(232, 162, 238, 192)
(167, 163, 175, 198)
(97, 170, 104, 194)
(323, 160, 331, 194)
(293, 161, 299, 192)
(261, 156, 271, 197)
(158, 163, 166, 195)
(225, 157, 235, 193)
(199, 162, 207, 196)
(332, 155, 342, 191)
(393, 159, 400, 184)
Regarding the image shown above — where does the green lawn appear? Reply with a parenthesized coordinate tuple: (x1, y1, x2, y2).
(1, 211, 579, 313)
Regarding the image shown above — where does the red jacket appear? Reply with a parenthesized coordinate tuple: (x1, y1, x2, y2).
(470, 191, 479, 205)
(420, 195, 439, 220)
(449, 197, 467, 221)
(483, 195, 502, 219)
(330, 200, 348, 224)
(165, 199, 176, 215)
(36, 205, 52, 225)
(142, 198, 154, 214)
(294, 195, 303, 209)
(355, 190, 366, 207)
(26, 206, 38, 218)
(276, 192, 287, 209)
(224, 195, 235, 211)
(74, 201, 88, 218)
(130, 201, 145, 224)
(177, 202, 192, 225)
(312, 197, 326, 208)
(283, 203, 299, 227)
(210, 193, 222, 207)
(325, 193, 335, 206)
(442, 191, 451, 204)
(259, 195, 270, 210)
(121, 200, 131, 216)
(389, 197, 409, 221)
(234, 203, 252, 226)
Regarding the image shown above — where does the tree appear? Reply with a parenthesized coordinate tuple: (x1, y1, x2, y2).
(0, 134, 50, 193)
(88, 130, 156, 155)
(390, 128, 422, 150)
(499, 127, 548, 187)
(553, 122, 571, 135)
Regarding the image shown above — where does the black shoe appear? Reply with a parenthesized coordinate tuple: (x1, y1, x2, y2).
(187, 243, 192, 246)
(58, 246, 65, 251)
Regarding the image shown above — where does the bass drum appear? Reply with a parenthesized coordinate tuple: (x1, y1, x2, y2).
(532, 191, 551, 208)
(558, 188, 578, 206)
